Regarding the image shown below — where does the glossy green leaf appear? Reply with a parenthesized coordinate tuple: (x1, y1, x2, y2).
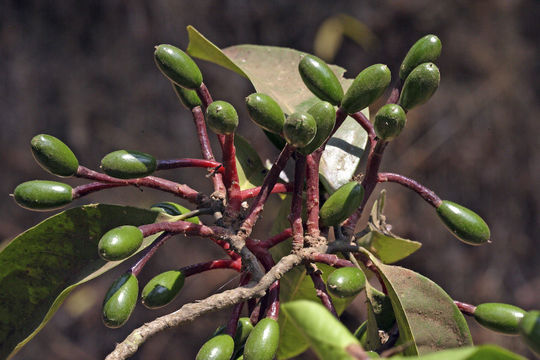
(0, 204, 161, 359)
(269, 197, 354, 359)
(389, 344, 525, 360)
(357, 190, 421, 263)
(359, 249, 472, 356)
(186, 26, 368, 193)
(281, 300, 360, 360)
(234, 134, 266, 190)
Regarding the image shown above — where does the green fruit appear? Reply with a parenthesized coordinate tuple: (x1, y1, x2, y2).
(473, 303, 525, 334)
(101, 150, 157, 179)
(353, 320, 367, 341)
(141, 270, 185, 309)
(98, 225, 143, 261)
(341, 64, 391, 114)
(206, 100, 239, 135)
(298, 101, 336, 155)
(102, 273, 138, 328)
(320, 181, 365, 226)
(436, 200, 490, 245)
(399, 34, 442, 81)
(30, 134, 79, 177)
(13, 180, 72, 211)
(245, 93, 285, 134)
(519, 310, 540, 355)
(243, 318, 279, 360)
(172, 83, 202, 110)
(398, 62, 440, 111)
(373, 104, 407, 141)
(283, 112, 317, 148)
(154, 44, 202, 89)
(327, 267, 366, 298)
(366, 351, 380, 358)
(150, 202, 200, 224)
(235, 317, 254, 346)
(298, 54, 344, 106)
(196, 334, 235, 360)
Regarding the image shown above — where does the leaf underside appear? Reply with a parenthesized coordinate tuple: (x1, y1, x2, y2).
(0, 204, 160, 359)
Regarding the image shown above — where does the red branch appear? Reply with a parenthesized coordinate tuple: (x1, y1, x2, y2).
(308, 253, 354, 268)
(259, 228, 293, 249)
(378, 172, 442, 208)
(181, 258, 242, 277)
(454, 301, 477, 316)
(156, 158, 225, 173)
(239, 183, 293, 200)
(308, 265, 338, 317)
(75, 166, 202, 203)
(196, 83, 225, 150)
(191, 106, 226, 194)
(290, 154, 306, 252)
(226, 274, 250, 336)
(351, 111, 376, 146)
(138, 220, 229, 239)
(131, 232, 173, 277)
(223, 134, 242, 212)
(239, 145, 294, 237)
(305, 150, 322, 237)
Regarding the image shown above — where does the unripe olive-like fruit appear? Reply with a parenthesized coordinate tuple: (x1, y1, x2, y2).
(245, 93, 285, 134)
(341, 64, 391, 114)
(206, 100, 239, 135)
(102, 272, 138, 328)
(399, 35, 442, 81)
(366, 351, 380, 358)
(320, 181, 365, 226)
(436, 200, 490, 245)
(398, 62, 440, 111)
(172, 83, 202, 110)
(235, 317, 254, 346)
(196, 334, 235, 360)
(243, 318, 280, 360)
(30, 134, 79, 177)
(327, 267, 367, 298)
(283, 112, 317, 148)
(13, 180, 72, 211)
(141, 270, 185, 309)
(373, 104, 407, 141)
(519, 310, 540, 355)
(473, 303, 525, 334)
(154, 44, 202, 89)
(150, 201, 200, 224)
(298, 54, 344, 106)
(98, 225, 143, 261)
(298, 101, 336, 155)
(101, 150, 157, 179)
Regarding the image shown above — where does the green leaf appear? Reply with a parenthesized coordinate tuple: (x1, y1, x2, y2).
(364, 281, 395, 350)
(0, 204, 160, 359)
(359, 249, 472, 356)
(357, 190, 422, 263)
(319, 111, 369, 194)
(186, 26, 368, 193)
(268, 197, 355, 359)
(389, 344, 525, 360)
(281, 300, 360, 360)
(234, 134, 266, 190)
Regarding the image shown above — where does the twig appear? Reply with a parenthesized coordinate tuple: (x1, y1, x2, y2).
(156, 158, 224, 173)
(290, 154, 306, 252)
(305, 150, 322, 238)
(377, 172, 442, 207)
(307, 263, 337, 317)
(223, 133, 242, 213)
(239, 183, 293, 200)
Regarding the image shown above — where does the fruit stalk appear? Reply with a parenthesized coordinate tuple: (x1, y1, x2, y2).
(304, 151, 322, 238)
(454, 300, 477, 316)
(307, 263, 338, 317)
(225, 274, 250, 336)
(223, 133, 242, 212)
(239, 183, 293, 200)
(239, 144, 295, 237)
(191, 106, 227, 194)
(156, 158, 225, 173)
(181, 258, 242, 277)
(131, 232, 173, 277)
(377, 172, 442, 207)
(290, 154, 306, 252)
(307, 253, 354, 268)
(196, 83, 226, 150)
(138, 219, 230, 238)
(258, 228, 293, 249)
(350, 111, 376, 146)
(72, 182, 124, 199)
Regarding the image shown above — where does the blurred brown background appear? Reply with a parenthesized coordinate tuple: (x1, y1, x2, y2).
(1, 0, 538, 359)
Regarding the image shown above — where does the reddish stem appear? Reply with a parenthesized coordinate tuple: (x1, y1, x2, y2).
(308, 253, 354, 268)
(454, 301, 477, 316)
(239, 183, 293, 200)
(259, 228, 293, 249)
(181, 258, 242, 277)
(223, 134, 242, 212)
(191, 106, 226, 194)
(308, 264, 338, 317)
(327, 107, 348, 140)
(212, 238, 240, 260)
(378, 172, 442, 208)
(75, 166, 203, 203)
(226, 274, 250, 336)
(342, 141, 388, 236)
(305, 150, 322, 237)
(289, 154, 306, 252)
(351, 111, 376, 146)
(265, 280, 280, 320)
(131, 232, 173, 277)
(156, 158, 224, 173)
(386, 86, 400, 105)
(72, 182, 124, 198)
(196, 83, 225, 150)
(239, 145, 294, 237)
(139, 220, 228, 238)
